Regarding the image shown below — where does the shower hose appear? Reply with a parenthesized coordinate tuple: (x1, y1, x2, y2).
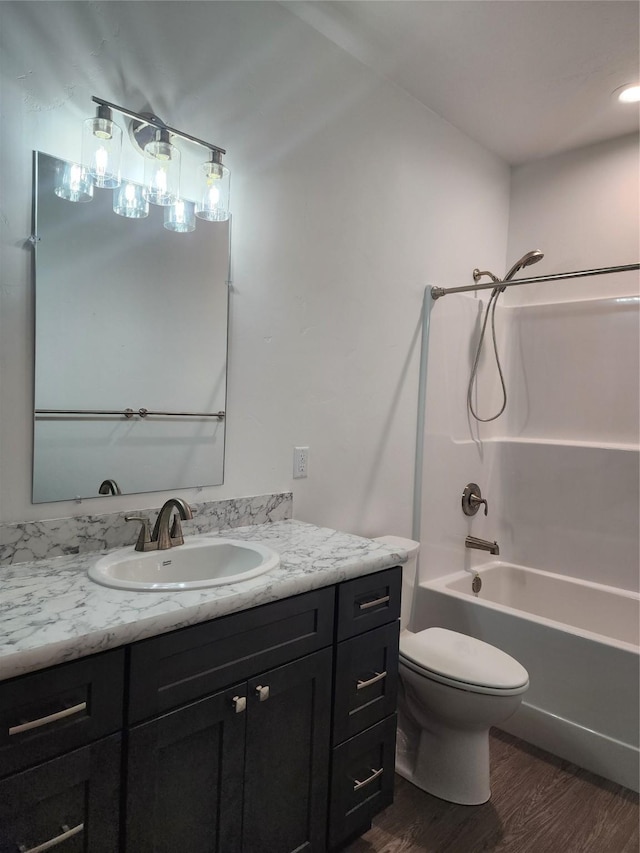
(467, 286, 507, 422)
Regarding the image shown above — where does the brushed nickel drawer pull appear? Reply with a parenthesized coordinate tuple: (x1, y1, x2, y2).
(9, 702, 87, 736)
(356, 670, 387, 690)
(18, 822, 84, 852)
(359, 595, 390, 611)
(256, 685, 270, 702)
(352, 767, 383, 791)
(232, 695, 246, 714)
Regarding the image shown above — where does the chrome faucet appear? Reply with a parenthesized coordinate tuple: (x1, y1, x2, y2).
(465, 535, 499, 556)
(126, 498, 194, 552)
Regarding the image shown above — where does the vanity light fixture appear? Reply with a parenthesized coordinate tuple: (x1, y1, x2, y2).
(54, 161, 93, 203)
(113, 181, 149, 219)
(55, 95, 230, 234)
(81, 102, 122, 188)
(195, 151, 230, 222)
(164, 199, 196, 233)
(143, 128, 180, 206)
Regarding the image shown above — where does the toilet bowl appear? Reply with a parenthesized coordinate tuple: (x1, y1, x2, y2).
(374, 536, 529, 806)
(398, 626, 528, 804)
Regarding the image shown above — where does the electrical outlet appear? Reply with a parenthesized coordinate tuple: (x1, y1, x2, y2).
(293, 446, 309, 479)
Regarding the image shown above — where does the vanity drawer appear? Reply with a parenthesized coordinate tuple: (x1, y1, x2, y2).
(333, 621, 400, 745)
(0, 734, 121, 853)
(328, 715, 397, 850)
(128, 586, 335, 723)
(336, 567, 401, 641)
(0, 649, 125, 778)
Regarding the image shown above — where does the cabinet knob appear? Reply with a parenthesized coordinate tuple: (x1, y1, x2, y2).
(231, 695, 247, 714)
(255, 684, 270, 702)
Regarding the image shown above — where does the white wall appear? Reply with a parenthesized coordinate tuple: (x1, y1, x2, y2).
(0, 1, 510, 529)
(506, 133, 639, 305)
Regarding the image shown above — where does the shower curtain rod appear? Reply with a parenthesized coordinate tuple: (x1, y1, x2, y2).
(430, 262, 639, 300)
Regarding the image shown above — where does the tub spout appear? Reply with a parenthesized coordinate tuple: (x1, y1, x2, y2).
(465, 535, 500, 556)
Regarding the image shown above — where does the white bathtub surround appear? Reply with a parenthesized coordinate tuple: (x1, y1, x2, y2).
(0, 492, 292, 567)
(419, 294, 640, 589)
(0, 519, 407, 682)
(416, 562, 640, 792)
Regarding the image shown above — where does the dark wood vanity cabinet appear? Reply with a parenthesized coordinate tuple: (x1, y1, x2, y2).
(0, 567, 402, 853)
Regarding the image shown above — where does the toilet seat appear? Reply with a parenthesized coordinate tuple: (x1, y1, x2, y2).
(400, 627, 529, 697)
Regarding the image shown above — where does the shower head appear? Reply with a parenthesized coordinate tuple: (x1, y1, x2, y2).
(472, 250, 544, 286)
(503, 249, 544, 282)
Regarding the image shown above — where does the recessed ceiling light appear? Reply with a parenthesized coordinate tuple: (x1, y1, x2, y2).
(615, 83, 640, 104)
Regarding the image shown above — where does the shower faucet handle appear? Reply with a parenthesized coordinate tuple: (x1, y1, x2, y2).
(462, 483, 488, 517)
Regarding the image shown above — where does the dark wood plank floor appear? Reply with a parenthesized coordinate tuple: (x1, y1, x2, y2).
(344, 730, 639, 853)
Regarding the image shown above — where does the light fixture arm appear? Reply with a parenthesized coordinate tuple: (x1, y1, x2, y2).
(92, 95, 226, 157)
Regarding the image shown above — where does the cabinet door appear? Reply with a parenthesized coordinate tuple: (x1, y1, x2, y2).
(125, 684, 247, 853)
(243, 648, 333, 853)
(0, 734, 121, 853)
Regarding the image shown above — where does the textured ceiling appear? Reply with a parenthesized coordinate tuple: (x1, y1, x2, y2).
(284, 1, 640, 165)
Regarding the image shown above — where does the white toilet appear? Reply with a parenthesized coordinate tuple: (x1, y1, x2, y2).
(375, 536, 529, 806)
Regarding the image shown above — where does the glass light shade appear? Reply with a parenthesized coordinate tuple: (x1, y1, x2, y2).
(195, 160, 230, 222)
(164, 199, 196, 233)
(113, 182, 149, 219)
(143, 138, 180, 205)
(54, 162, 94, 203)
(82, 116, 122, 188)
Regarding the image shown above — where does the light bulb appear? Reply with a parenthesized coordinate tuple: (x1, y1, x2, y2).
(82, 108, 122, 188)
(195, 156, 230, 222)
(143, 134, 180, 205)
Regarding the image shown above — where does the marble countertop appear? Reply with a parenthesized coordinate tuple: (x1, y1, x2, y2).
(0, 520, 407, 682)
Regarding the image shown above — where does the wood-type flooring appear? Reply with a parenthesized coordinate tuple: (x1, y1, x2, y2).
(344, 730, 639, 853)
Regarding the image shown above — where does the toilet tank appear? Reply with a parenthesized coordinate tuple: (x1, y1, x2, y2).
(374, 536, 420, 630)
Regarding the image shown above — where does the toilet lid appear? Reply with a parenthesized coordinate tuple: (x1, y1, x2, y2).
(399, 627, 529, 690)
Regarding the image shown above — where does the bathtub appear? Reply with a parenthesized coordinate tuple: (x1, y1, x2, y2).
(415, 561, 640, 792)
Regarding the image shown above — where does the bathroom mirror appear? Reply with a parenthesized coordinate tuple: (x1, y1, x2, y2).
(32, 151, 229, 503)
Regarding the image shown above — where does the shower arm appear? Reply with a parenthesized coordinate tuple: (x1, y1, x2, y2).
(431, 263, 640, 300)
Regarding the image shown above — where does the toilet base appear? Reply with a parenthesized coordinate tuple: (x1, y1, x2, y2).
(396, 708, 492, 805)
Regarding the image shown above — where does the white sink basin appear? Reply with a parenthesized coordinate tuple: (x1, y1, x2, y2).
(89, 537, 280, 591)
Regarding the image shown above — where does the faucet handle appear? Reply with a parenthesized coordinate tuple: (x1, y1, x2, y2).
(125, 514, 153, 552)
(169, 514, 185, 546)
(472, 494, 489, 517)
(462, 483, 489, 517)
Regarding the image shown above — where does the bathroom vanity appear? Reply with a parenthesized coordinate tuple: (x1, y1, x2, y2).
(0, 520, 405, 852)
